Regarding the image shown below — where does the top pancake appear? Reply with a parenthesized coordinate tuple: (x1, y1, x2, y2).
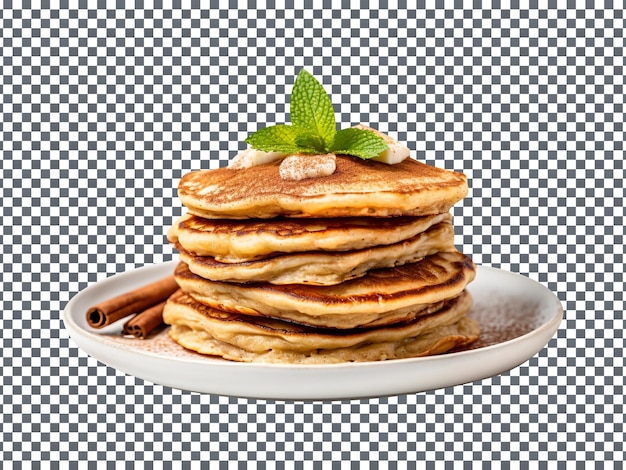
(178, 155, 468, 219)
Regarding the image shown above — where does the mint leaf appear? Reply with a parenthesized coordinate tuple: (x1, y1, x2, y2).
(290, 69, 336, 147)
(294, 133, 327, 153)
(244, 70, 390, 162)
(244, 124, 303, 153)
(329, 127, 389, 159)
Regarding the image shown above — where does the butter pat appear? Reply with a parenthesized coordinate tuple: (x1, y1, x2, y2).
(228, 148, 286, 169)
(353, 124, 411, 164)
(279, 154, 336, 181)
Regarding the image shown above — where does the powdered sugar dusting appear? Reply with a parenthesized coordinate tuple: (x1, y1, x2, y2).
(462, 287, 545, 350)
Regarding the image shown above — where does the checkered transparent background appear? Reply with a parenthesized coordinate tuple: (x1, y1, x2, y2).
(2, 1, 624, 466)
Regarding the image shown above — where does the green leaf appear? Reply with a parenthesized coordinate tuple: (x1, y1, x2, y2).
(243, 70, 393, 163)
(290, 69, 336, 146)
(244, 124, 303, 153)
(294, 133, 328, 153)
(329, 127, 389, 160)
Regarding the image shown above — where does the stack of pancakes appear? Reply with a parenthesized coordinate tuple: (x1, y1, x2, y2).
(163, 155, 479, 364)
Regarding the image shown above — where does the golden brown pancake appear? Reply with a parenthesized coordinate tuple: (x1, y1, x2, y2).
(163, 290, 479, 364)
(169, 212, 451, 262)
(174, 251, 476, 329)
(178, 155, 468, 219)
(177, 220, 455, 285)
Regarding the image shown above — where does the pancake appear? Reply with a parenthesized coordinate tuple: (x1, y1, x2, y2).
(178, 155, 468, 219)
(169, 212, 451, 263)
(174, 251, 476, 329)
(177, 220, 456, 285)
(164, 290, 479, 364)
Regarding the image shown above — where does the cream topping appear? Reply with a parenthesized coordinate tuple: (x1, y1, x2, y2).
(279, 154, 337, 181)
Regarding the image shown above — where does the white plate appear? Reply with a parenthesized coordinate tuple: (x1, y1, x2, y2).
(64, 261, 563, 400)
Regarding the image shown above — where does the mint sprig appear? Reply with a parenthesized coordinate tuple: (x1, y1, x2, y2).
(244, 69, 388, 160)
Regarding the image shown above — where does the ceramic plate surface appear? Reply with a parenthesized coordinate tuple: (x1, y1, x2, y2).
(64, 261, 563, 400)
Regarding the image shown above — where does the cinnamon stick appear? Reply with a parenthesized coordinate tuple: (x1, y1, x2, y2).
(122, 300, 169, 339)
(86, 275, 178, 329)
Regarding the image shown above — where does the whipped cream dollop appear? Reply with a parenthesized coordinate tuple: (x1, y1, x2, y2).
(279, 154, 337, 181)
